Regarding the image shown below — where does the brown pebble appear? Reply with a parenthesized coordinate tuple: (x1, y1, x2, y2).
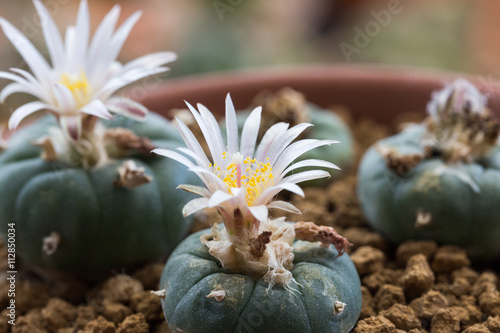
(41, 298, 76, 331)
(431, 246, 470, 273)
(463, 323, 490, 333)
(133, 263, 164, 290)
(430, 307, 461, 333)
(454, 296, 483, 324)
(396, 240, 438, 266)
(353, 315, 405, 333)
(74, 305, 96, 331)
(325, 178, 367, 228)
(101, 275, 144, 304)
(16, 280, 50, 313)
(130, 291, 163, 321)
(374, 284, 406, 312)
(479, 287, 500, 317)
(80, 316, 116, 333)
(12, 309, 46, 333)
(343, 227, 389, 252)
(0, 310, 8, 333)
(485, 316, 500, 333)
(363, 269, 403, 294)
(380, 304, 422, 331)
(351, 246, 386, 276)
(471, 272, 498, 298)
(102, 301, 132, 324)
(451, 267, 479, 285)
(400, 254, 434, 300)
(360, 286, 376, 319)
(409, 290, 449, 321)
(116, 314, 148, 333)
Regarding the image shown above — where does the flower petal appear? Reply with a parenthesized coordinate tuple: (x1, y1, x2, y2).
(273, 139, 338, 176)
(81, 99, 113, 119)
(152, 148, 195, 169)
(225, 94, 239, 154)
(182, 197, 209, 217)
(1, 82, 35, 103)
(174, 118, 211, 167)
(0, 18, 52, 87)
(254, 122, 289, 161)
(123, 51, 177, 72)
(60, 114, 82, 141)
(267, 123, 313, 165)
(248, 204, 268, 223)
(240, 106, 262, 158)
(33, 0, 65, 69)
(198, 103, 225, 156)
(106, 97, 148, 120)
(280, 159, 339, 181)
(266, 201, 301, 215)
(53, 83, 77, 112)
(255, 182, 304, 206)
(8, 101, 47, 130)
(177, 184, 211, 197)
(208, 190, 234, 207)
(73, 0, 90, 69)
(282, 170, 331, 185)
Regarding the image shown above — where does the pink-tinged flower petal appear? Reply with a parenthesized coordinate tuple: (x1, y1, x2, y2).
(174, 119, 211, 167)
(73, 0, 90, 69)
(225, 94, 239, 154)
(64, 26, 78, 72)
(182, 197, 209, 217)
(33, 0, 65, 69)
(273, 139, 338, 176)
(282, 170, 331, 185)
(240, 106, 262, 158)
(255, 183, 304, 206)
(0, 71, 29, 85)
(81, 99, 113, 119)
(152, 148, 196, 169)
(1, 83, 36, 103)
(106, 97, 147, 120)
(248, 205, 268, 223)
(177, 147, 209, 168)
(0, 18, 52, 88)
(8, 101, 47, 130)
(185, 101, 224, 166)
(254, 122, 289, 161)
(198, 103, 225, 157)
(60, 114, 82, 141)
(177, 184, 211, 197)
(280, 159, 339, 181)
(208, 190, 234, 208)
(87, 4, 121, 80)
(123, 51, 177, 72)
(188, 166, 227, 192)
(53, 83, 77, 112)
(8, 68, 49, 101)
(105, 11, 142, 69)
(266, 201, 301, 215)
(266, 123, 313, 165)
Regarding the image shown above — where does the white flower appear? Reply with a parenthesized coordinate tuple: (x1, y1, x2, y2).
(153, 94, 339, 236)
(0, 0, 176, 140)
(427, 79, 487, 121)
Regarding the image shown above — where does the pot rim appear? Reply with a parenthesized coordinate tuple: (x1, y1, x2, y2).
(138, 64, 500, 121)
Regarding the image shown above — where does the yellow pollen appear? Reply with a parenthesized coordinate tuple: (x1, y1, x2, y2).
(59, 71, 92, 108)
(212, 152, 274, 206)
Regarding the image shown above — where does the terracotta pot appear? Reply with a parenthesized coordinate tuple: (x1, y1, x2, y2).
(139, 65, 500, 120)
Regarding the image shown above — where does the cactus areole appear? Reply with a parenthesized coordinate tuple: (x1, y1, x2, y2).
(358, 79, 500, 261)
(154, 95, 361, 332)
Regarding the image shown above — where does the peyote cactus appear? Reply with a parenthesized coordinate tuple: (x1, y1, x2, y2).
(154, 95, 361, 332)
(228, 88, 354, 184)
(358, 79, 500, 261)
(0, 0, 194, 272)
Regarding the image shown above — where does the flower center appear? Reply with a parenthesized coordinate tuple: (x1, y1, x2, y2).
(59, 71, 92, 108)
(212, 152, 274, 206)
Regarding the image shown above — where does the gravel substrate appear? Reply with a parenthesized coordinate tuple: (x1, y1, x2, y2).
(1, 110, 500, 333)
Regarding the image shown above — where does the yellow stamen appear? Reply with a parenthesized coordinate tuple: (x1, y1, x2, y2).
(59, 71, 92, 108)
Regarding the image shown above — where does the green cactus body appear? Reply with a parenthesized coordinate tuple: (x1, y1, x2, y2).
(0, 113, 195, 272)
(358, 124, 500, 261)
(160, 227, 361, 333)
(234, 104, 354, 181)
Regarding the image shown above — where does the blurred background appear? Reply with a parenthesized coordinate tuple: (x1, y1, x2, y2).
(0, 0, 498, 120)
